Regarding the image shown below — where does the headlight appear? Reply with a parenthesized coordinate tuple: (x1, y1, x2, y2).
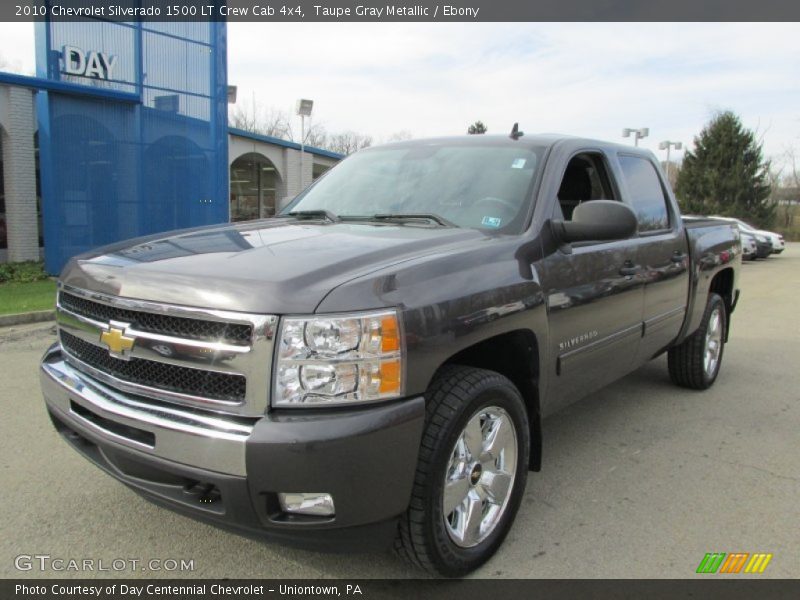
(274, 309, 403, 407)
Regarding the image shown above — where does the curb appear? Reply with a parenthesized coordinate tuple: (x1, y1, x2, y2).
(0, 310, 56, 327)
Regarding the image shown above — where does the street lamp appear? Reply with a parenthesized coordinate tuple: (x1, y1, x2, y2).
(622, 127, 649, 146)
(296, 98, 314, 191)
(658, 140, 683, 180)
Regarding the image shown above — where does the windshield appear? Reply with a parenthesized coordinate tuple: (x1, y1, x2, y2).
(282, 141, 544, 233)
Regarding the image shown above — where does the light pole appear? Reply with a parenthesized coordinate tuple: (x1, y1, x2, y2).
(622, 127, 649, 147)
(296, 98, 314, 191)
(658, 140, 683, 181)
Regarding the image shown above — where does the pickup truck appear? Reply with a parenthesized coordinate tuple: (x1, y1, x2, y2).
(40, 134, 741, 576)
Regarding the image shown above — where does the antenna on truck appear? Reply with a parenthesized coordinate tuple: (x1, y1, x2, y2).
(509, 123, 524, 140)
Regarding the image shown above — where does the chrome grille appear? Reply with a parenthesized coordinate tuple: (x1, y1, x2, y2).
(59, 291, 253, 345)
(55, 285, 277, 416)
(60, 330, 247, 403)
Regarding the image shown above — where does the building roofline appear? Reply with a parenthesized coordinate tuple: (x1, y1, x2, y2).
(0, 70, 140, 103)
(228, 127, 344, 160)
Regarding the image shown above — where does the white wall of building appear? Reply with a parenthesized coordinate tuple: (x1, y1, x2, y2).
(0, 84, 39, 262)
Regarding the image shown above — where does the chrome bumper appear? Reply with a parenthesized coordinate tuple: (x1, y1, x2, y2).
(40, 344, 254, 476)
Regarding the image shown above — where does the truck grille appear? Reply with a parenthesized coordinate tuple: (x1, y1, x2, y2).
(60, 330, 247, 403)
(55, 285, 277, 416)
(59, 291, 253, 345)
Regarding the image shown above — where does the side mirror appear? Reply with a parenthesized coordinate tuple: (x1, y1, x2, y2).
(551, 200, 638, 244)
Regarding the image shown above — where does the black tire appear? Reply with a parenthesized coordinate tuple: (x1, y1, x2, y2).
(668, 293, 727, 390)
(395, 365, 529, 577)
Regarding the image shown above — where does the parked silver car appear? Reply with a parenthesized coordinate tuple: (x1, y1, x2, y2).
(712, 216, 785, 255)
(740, 231, 758, 260)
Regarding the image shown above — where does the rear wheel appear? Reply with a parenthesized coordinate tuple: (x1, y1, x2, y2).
(395, 365, 529, 577)
(668, 293, 727, 390)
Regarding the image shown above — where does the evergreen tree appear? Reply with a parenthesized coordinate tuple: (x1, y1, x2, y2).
(675, 111, 773, 226)
(467, 121, 487, 134)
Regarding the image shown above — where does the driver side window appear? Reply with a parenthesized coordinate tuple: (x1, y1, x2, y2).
(555, 153, 616, 220)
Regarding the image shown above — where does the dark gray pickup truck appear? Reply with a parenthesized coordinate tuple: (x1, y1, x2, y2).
(40, 134, 741, 576)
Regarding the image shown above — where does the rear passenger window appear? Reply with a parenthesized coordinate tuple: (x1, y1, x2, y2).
(618, 155, 670, 232)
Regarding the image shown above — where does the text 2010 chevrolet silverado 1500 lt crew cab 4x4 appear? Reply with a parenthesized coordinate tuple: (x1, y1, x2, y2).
(41, 134, 741, 576)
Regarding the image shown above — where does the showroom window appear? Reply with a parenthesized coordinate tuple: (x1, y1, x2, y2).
(230, 153, 281, 221)
(313, 163, 331, 180)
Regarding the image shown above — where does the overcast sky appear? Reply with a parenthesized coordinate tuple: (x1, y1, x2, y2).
(2, 22, 798, 166)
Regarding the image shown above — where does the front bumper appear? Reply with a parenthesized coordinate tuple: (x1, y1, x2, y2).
(755, 242, 772, 258)
(41, 344, 425, 552)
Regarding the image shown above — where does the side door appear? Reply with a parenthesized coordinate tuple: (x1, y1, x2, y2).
(542, 150, 646, 413)
(616, 154, 690, 363)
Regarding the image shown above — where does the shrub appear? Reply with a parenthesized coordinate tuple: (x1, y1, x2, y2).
(0, 261, 50, 284)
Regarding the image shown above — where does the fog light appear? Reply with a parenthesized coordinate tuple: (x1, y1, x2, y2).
(278, 492, 335, 516)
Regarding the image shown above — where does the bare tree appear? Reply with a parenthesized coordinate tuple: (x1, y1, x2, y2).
(326, 131, 373, 155)
(775, 148, 800, 230)
(784, 148, 800, 188)
(229, 99, 293, 140)
(303, 123, 328, 148)
(765, 166, 787, 227)
(386, 130, 413, 142)
(228, 97, 376, 155)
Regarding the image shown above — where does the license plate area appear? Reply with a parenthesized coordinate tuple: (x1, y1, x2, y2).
(70, 400, 155, 448)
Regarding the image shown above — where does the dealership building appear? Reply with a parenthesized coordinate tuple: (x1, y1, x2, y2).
(0, 20, 341, 272)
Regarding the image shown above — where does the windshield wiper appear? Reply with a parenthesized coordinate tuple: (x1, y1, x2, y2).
(370, 213, 456, 227)
(285, 210, 340, 223)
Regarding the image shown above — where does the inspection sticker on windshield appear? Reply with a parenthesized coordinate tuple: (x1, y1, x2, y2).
(511, 158, 527, 169)
(482, 216, 503, 228)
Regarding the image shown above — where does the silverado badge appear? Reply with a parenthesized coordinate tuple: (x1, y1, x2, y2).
(100, 323, 135, 360)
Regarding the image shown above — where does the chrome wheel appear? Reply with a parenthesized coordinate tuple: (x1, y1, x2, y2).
(442, 406, 518, 548)
(704, 306, 723, 377)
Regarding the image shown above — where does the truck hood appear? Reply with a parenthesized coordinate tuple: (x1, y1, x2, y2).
(60, 218, 486, 314)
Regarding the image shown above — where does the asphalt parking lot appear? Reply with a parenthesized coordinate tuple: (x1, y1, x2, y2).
(1, 244, 798, 579)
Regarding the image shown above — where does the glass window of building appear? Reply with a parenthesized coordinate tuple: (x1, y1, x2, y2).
(313, 163, 331, 180)
(230, 153, 281, 222)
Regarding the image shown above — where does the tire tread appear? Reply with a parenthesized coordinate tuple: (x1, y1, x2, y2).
(394, 365, 526, 575)
(668, 293, 726, 390)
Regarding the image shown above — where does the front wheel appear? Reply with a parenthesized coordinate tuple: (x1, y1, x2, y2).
(395, 365, 529, 577)
(668, 293, 727, 390)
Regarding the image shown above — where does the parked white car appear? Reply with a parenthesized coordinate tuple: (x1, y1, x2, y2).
(711, 216, 785, 255)
(766, 232, 785, 253)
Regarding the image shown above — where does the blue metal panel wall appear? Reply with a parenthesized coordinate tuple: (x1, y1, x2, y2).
(36, 15, 228, 274)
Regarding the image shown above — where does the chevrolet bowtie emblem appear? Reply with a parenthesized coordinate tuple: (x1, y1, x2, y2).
(100, 325, 136, 359)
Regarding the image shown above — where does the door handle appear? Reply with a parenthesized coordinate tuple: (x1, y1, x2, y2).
(619, 261, 641, 277)
(671, 251, 687, 264)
